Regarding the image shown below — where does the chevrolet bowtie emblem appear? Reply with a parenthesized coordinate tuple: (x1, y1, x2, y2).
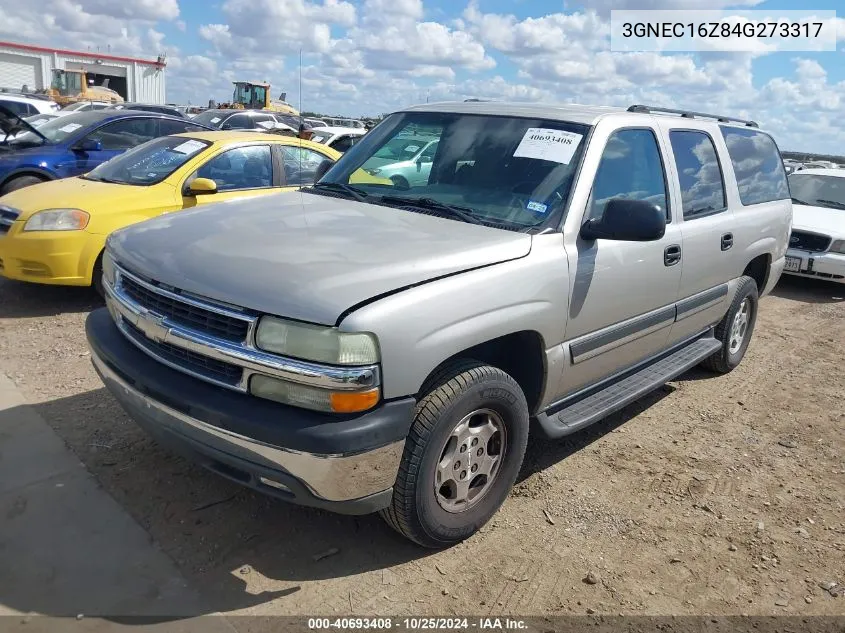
(135, 312, 168, 343)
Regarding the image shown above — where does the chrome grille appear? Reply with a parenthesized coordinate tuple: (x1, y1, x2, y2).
(119, 272, 252, 343)
(790, 230, 831, 253)
(121, 319, 243, 386)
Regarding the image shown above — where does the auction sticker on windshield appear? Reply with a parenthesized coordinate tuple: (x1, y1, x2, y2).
(172, 139, 206, 155)
(59, 123, 82, 133)
(514, 128, 582, 165)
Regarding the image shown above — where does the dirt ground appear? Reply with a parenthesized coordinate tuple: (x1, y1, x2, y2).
(0, 274, 843, 618)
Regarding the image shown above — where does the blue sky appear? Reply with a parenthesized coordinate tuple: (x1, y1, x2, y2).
(1, 0, 843, 152)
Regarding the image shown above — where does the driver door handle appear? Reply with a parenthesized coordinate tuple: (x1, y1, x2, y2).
(664, 244, 682, 267)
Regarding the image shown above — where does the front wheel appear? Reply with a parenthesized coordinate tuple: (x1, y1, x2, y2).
(701, 276, 759, 374)
(380, 360, 529, 548)
(0, 174, 46, 195)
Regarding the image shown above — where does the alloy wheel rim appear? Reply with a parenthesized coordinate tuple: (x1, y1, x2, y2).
(434, 408, 507, 513)
(729, 298, 750, 354)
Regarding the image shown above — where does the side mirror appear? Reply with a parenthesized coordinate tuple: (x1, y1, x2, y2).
(187, 178, 218, 195)
(580, 198, 666, 242)
(314, 158, 335, 182)
(76, 139, 102, 152)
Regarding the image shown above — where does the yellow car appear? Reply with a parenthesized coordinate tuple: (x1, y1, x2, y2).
(0, 131, 346, 291)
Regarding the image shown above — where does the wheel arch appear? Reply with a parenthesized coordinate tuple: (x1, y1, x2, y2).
(417, 330, 548, 415)
(0, 167, 56, 191)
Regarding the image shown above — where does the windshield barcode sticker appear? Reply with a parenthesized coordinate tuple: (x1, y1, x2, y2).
(172, 140, 206, 155)
(59, 123, 82, 133)
(514, 128, 582, 164)
(210, 117, 221, 123)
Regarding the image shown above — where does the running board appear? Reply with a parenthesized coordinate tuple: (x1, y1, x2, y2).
(535, 336, 721, 439)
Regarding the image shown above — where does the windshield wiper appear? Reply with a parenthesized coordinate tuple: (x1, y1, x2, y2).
(377, 196, 484, 225)
(82, 174, 120, 184)
(813, 198, 845, 210)
(791, 197, 812, 205)
(309, 182, 368, 202)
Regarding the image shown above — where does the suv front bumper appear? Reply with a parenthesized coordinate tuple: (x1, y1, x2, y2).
(86, 308, 414, 514)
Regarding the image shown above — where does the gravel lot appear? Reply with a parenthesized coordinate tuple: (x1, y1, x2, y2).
(0, 275, 843, 617)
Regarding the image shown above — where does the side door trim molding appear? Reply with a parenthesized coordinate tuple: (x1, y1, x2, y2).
(676, 284, 729, 321)
(569, 305, 676, 364)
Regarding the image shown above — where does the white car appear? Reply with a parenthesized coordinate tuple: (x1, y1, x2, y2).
(59, 101, 112, 113)
(308, 126, 366, 153)
(304, 117, 328, 128)
(0, 94, 60, 116)
(785, 168, 845, 284)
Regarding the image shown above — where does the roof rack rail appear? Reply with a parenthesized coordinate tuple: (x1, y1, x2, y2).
(627, 104, 759, 128)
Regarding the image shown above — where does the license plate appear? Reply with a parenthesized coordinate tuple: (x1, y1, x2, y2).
(784, 256, 802, 272)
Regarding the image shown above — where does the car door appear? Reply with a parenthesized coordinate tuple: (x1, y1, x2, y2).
(556, 125, 683, 397)
(66, 117, 159, 176)
(181, 143, 277, 209)
(657, 123, 738, 344)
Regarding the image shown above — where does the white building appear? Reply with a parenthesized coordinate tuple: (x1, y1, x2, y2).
(0, 40, 166, 103)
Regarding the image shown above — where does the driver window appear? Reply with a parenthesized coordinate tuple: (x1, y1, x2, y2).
(193, 145, 272, 191)
(419, 141, 438, 162)
(281, 146, 328, 185)
(588, 129, 668, 221)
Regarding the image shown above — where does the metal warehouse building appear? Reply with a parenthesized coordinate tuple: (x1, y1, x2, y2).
(0, 40, 166, 103)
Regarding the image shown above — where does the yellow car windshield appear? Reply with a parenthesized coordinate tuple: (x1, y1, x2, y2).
(84, 136, 212, 186)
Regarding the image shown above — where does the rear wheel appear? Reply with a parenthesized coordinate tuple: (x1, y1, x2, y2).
(701, 276, 758, 374)
(380, 360, 529, 548)
(0, 175, 46, 195)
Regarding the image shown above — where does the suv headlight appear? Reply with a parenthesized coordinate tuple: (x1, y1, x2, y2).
(830, 239, 845, 254)
(255, 316, 379, 365)
(24, 208, 89, 232)
(253, 316, 381, 413)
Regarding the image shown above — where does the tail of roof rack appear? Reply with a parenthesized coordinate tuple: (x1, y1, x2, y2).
(627, 105, 759, 128)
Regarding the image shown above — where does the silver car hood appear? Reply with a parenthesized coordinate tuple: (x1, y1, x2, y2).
(108, 191, 532, 325)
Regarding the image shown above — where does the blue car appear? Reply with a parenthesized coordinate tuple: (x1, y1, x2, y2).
(0, 106, 212, 194)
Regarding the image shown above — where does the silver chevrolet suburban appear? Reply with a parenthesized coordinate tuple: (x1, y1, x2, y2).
(86, 102, 792, 548)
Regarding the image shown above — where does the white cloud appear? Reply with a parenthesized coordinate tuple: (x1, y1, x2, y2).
(569, 0, 764, 12)
(74, 0, 180, 21)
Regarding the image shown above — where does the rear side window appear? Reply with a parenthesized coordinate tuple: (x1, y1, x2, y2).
(669, 131, 726, 220)
(720, 126, 789, 206)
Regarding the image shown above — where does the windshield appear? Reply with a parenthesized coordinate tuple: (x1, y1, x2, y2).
(83, 136, 211, 186)
(24, 114, 57, 127)
(192, 110, 225, 128)
(789, 174, 845, 210)
(6, 112, 97, 146)
(317, 111, 589, 231)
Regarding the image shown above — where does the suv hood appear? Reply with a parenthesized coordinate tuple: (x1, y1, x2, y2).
(793, 203, 845, 236)
(109, 191, 532, 325)
(0, 104, 48, 144)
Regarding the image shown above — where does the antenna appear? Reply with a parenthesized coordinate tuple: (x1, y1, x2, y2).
(298, 48, 303, 185)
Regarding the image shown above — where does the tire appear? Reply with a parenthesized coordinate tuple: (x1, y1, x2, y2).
(380, 360, 529, 548)
(0, 175, 46, 195)
(390, 175, 410, 190)
(700, 276, 759, 374)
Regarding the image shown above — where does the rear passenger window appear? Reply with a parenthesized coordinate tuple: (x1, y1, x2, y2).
(589, 129, 669, 221)
(720, 126, 789, 206)
(669, 131, 726, 220)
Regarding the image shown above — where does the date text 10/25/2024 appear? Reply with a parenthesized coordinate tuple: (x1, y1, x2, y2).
(308, 618, 529, 630)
